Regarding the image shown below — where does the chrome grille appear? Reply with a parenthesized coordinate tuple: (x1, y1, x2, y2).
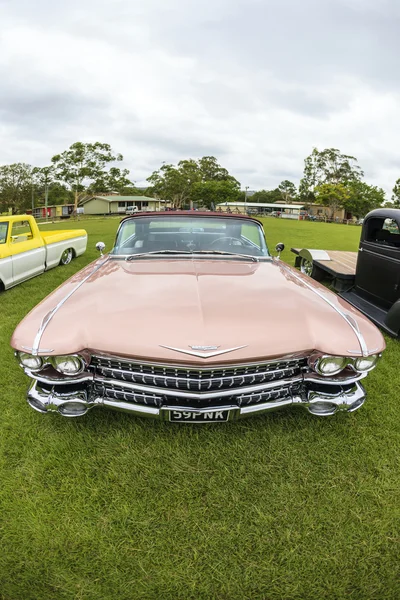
(90, 356, 308, 392)
(93, 380, 303, 409)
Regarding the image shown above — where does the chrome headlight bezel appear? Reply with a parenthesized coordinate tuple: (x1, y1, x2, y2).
(309, 352, 381, 377)
(17, 352, 44, 372)
(51, 355, 86, 376)
(353, 354, 379, 373)
(314, 355, 348, 376)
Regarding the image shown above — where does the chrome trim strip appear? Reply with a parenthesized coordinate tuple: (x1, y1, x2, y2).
(31, 258, 110, 356)
(110, 254, 271, 262)
(22, 346, 54, 353)
(99, 398, 159, 415)
(303, 372, 366, 385)
(348, 347, 379, 355)
(280, 263, 369, 357)
(25, 371, 94, 385)
(240, 397, 299, 414)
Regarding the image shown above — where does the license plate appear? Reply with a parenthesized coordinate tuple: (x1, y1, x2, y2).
(169, 409, 230, 423)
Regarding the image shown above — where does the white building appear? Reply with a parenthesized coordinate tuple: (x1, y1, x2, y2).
(217, 202, 307, 219)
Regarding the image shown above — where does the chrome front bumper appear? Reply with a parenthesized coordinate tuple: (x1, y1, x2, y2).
(27, 379, 367, 420)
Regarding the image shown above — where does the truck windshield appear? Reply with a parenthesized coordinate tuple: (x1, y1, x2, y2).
(112, 216, 269, 258)
(0, 222, 8, 244)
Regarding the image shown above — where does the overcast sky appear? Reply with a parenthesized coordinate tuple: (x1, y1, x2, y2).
(1, 0, 400, 195)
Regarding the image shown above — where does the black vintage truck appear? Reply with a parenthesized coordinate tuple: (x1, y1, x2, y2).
(291, 208, 400, 337)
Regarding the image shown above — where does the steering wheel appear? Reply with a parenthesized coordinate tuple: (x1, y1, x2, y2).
(210, 236, 245, 247)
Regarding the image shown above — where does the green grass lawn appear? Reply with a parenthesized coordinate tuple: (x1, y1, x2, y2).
(0, 217, 399, 600)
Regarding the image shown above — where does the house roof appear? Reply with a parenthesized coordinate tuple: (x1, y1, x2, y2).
(217, 202, 305, 210)
(80, 195, 164, 205)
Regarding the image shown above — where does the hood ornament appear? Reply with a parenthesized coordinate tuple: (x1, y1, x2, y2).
(190, 345, 219, 351)
(160, 345, 247, 358)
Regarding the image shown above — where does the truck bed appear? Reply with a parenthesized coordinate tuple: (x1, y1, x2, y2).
(291, 248, 358, 277)
(40, 229, 87, 244)
(291, 248, 358, 292)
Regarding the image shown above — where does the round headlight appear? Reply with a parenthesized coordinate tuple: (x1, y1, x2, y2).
(354, 355, 379, 373)
(315, 356, 348, 376)
(52, 355, 84, 375)
(18, 352, 43, 371)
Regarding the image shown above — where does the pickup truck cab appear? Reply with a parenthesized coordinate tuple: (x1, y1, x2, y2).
(292, 208, 400, 337)
(340, 208, 400, 336)
(0, 215, 87, 291)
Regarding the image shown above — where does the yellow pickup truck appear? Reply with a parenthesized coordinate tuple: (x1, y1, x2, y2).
(0, 215, 87, 290)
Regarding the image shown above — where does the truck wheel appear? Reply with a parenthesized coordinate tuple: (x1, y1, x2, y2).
(300, 258, 324, 281)
(60, 248, 73, 265)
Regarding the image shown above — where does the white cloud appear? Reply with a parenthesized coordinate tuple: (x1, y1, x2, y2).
(0, 0, 400, 196)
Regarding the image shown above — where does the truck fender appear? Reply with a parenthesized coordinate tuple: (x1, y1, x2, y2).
(385, 299, 400, 335)
(299, 249, 331, 262)
(298, 249, 331, 281)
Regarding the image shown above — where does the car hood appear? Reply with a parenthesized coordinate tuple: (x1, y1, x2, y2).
(11, 256, 385, 364)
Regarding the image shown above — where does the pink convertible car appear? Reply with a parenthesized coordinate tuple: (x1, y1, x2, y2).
(11, 212, 385, 422)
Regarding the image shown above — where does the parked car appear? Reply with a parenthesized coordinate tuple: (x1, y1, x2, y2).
(292, 209, 400, 337)
(11, 212, 384, 422)
(0, 215, 87, 291)
(125, 206, 139, 215)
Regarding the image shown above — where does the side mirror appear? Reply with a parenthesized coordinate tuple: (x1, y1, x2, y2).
(96, 241, 106, 256)
(275, 242, 285, 258)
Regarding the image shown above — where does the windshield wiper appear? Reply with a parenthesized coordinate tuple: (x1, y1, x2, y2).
(194, 250, 259, 262)
(125, 249, 260, 262)
(125, 250, 193, 261)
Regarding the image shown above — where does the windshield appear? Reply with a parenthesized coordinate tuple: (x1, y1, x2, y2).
(112, 216, 269, 258)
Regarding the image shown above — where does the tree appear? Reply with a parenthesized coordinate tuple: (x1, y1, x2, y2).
(197, 156, 237, 183)
(343, 181, 385, 218)
(314, 183, 350, 219)
(33, 172, 73, 208)
(147, 156, 239, 208)
(0, 163, 33, 213)
(116, 185, 147, 196)
(147, 162, 197, 207)
(86, 167, 133, 195)
(32, 166, 55, 219)
(278, 180, 297, 203)
(46, 183, 74, 206)
(251, 189, 281, 203)
(191, 180, 240, 209)
(299, 147, 363, 204)
(392, 179, 400, 208)
(51, 142, 130, 213)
